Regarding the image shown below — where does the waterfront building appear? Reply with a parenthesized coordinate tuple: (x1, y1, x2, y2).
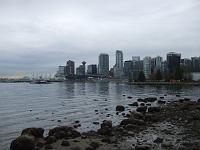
(66, 60, 75, 76)
(55, 66, 66, 78)
(167, 52, 181, 74)
(151, 57, 156, 74)
(132, 60, 143, 81)
(191, 57, 200, 72)
(76, 61, 86, 75)
(98, 53, 109, 76)
(143, 56, 152, 79)
(87, 64, 97, 75)
(155, 56, 163, 70)
(114, 50, 124, 78)
(181, 58, 192, 73)
(124, 60, 133, 78)
(161, 61, 167, 78)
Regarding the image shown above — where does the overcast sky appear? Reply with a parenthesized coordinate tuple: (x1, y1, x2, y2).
(0, 0, 200, 75)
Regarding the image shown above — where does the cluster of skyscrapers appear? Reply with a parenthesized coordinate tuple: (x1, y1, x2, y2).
(55, 51, 200, 81)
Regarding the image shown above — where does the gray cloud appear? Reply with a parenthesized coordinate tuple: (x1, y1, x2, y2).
(0, 0, 200, 75)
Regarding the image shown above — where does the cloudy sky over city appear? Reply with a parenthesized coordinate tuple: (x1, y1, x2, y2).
(0, 0, 200, 75)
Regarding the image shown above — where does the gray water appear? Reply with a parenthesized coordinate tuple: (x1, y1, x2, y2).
(0, 82, 200, 150)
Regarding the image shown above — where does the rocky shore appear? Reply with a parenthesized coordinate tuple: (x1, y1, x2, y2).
(10, 96, 200, 150)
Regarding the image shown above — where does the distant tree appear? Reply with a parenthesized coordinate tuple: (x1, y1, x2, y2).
(138, 71, 146, 82)
(175, 68, 184, 80)
(155, 69, 163, 81)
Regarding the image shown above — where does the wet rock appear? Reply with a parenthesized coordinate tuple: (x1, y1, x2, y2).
(57, 120, 61, 122)
(127, 96, 133, 99)
(93, 122, 99, 125)
(137, 98, 147, 103)
(45, 144, 53, 149)
(176, 94, 181, 97)
(136, 106, 147, 113)
(48, 126, 80, 139)
(90, 141, 100, 149)
(75, 120, 80, 124)
(197, 99, 200, 103)
(97, 127, 112, 135)
(158, 100, 166, 104)
(101, 120, 112, 128)
(21, 128, 44, 138)
(160, 96, 164, 99)
(140, 103, 145, 106)
(154, 137, 163, 143)
(120, 118, 145, 126)
(128, 102, 139, 106)
(131, 112, 144, 120)
(144, 97, 157, 102)
(61, 140, 70, 146)
(146, 103, 151, 106)
(97, 120, 112, 135)
(94, 110, 98, 112)
(101, 137, 111, 143)
(85, 147, 95, 150)
(73, 124, 81, 128)
(148, 107, 161, 113)
(135, 145, 151, 150)
(116, 105, 125, 111)
(145, 114, 160, 122)
(46, 136, 57, 144)
(10, 135, 35, 150)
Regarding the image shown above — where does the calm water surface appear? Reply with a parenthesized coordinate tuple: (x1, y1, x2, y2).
(0, 82, 200, 150)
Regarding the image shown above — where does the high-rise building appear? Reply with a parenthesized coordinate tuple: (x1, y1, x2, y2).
(143, 56, 151, 79)
(114, 50, 124, 78)
(98, 53, 109, 76)
(124, 60, 133, 78)
(55, 66, 66, 77)
(181, 58, 192, 73)
(155, 56, 163, 69)
(76, 61, 86, 75)
(191, 57, 200, 72)
(161, 61, 167, 77)
(66, 60, 75, 76)
(87, 64, 97, 75)
(132, 56, 140, 62)
(116, 50, 123, 68)
(167, 52, 181, 74)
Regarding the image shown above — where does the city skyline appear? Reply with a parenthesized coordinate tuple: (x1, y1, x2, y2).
(0, 0, 200, 75)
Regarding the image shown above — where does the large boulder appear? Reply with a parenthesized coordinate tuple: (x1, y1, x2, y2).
(10, 135, 35, 150)
(98, 120, 113, 135)
(116, 105, 125, 112)
(101, 120, 112, 128)
(48, 126, 80, 139)
(21, 128, 44, 138)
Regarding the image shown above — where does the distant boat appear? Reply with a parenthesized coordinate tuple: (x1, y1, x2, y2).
(30, 80, 51, 84)
(30, 76, 51, 84)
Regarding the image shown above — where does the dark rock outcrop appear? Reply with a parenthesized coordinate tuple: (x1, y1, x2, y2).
(21, 128, 44, 138)
(116, 105, 125, 111)
(10, 135, 35, 150)
(136, 106, 147, 113)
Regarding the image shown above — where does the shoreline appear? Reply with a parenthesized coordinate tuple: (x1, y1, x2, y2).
(10, 96, 200, 150)
(0, 79, 200, 86)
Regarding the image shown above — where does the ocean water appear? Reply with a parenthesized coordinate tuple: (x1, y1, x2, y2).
(0, 82, 199, 150)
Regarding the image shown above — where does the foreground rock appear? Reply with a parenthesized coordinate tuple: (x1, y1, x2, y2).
(10, 98, 200, 150)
